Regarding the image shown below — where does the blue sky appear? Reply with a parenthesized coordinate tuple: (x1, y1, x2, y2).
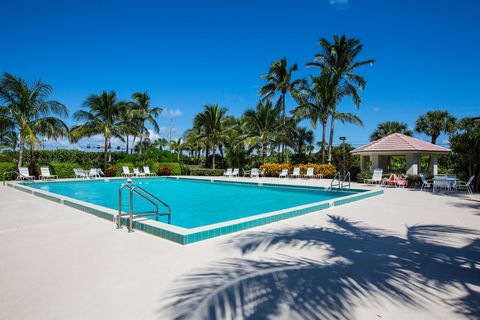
(1, 0, 479, 150)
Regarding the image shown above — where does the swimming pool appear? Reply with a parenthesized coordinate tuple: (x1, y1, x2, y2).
(11, 177, 383, 244)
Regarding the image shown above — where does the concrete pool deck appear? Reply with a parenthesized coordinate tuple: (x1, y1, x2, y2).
(0, 177, 479, 320)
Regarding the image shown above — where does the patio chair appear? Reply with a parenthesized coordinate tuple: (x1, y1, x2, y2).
(73, 168, 88, 179)
(231, 168, 239, 177)
(17, 167, 34, 181)
(143, 166, 155, 176)
(386, 174, 407, 188)
(433, 175, 450, 192)
(122, 166, 133, 177)
(133, 167, 145, 177)
(290, 167, 301, 178)
(454, 175, 474, 194)
(279, 169, 288, 178)
(419, 174, 433, 191)
(250, 168, 260, 178)
(88, 168, 101, 178)
(223, 168, 233, 177)
(304, 167, 321, 179)
(364, 169, 383, 184)
(39, 167, 57, 180)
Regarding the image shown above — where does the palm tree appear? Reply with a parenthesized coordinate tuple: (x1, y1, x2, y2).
(194, 104, 227, 169)
(370, 121, 412, 141)
(169, 137, 185, 162)
(293, 70, 338, 163)
(117, 102, 139, 153)
(292, 127, 314, 160)
(154, 137, 169, 150)
(260, 57, 304, 162)
(71, 90, 123, 171)
(415, 110, 456, 144)
(307, 35, 374, 163)
(242, 101, 281, 164)
(131, 91, 162, 154)
(0, 72, 69, 169)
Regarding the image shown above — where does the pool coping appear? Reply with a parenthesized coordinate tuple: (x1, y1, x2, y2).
(6, 176, 384, 245)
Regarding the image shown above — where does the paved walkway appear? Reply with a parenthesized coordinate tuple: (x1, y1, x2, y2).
(0, 178, 478, 320)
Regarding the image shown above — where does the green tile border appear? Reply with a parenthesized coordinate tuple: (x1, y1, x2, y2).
(7, 180, 383, 245)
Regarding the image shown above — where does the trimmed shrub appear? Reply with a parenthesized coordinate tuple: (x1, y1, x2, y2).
(151, 162, 185, 176)
(0, 162, 17, 181)
(189, 168, 224, 176)
(0, 154, 14, 162)
(49, 162, 82, 178)
(105, 166, 117, 177)
(259, 163, 337, 178)
(157, 166, 173, 176)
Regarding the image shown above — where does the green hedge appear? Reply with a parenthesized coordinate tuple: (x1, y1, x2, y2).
(189, 168, 224, 176)
(0, 162, 17, 180)
(49, 162, 83, 178)
(151, 162, 186, 176)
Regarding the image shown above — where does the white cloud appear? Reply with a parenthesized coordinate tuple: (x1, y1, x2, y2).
(161, 108, 182, 118)
(373, 107, 380, 112)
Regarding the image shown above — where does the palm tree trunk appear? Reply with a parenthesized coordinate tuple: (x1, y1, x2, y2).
(281, 93, 286, 163)
(212, 145, 216, 169)
(321, 119, 327, 163)
(327, 115, 335, 165)
(104, 136, 108, 172)
(126, 134, 129, 153)
(262, 140, 268, 164)
(131, 136, 136, 154)
(17, 135, 25, 169)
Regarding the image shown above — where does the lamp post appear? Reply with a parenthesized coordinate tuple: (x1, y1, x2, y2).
(339, 136, 347, 176)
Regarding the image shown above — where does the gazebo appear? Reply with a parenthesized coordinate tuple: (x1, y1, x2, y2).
(351, 133, 451, 175)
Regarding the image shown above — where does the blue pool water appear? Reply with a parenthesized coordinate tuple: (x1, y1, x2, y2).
(25, 178, 361, 229)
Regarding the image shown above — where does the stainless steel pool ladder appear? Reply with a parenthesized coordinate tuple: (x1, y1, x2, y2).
(116, 184, 171, 232)
(329, 172, 351, 191)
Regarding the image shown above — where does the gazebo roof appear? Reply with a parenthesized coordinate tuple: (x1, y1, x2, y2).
(351, 133, 451, 155)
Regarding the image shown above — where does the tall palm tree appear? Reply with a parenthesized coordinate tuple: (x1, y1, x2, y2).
(307, 35, 374, 163)
(260, 57, 304, 162)
(292, 127, 314, 159)
(117, 102, 139, 153)
(0, 72, 69, 169)
(169, 137, 185, 162)
(71, 90, 123, 171)
(415, 110, 456, 144)
(154, 137, 169, 150)
(293, 70, 338, 163)
(131, 91, 162, 154)
(370, 121, 412, 141)
(194, 104, 227, 169)
(242, 101, 281, 164)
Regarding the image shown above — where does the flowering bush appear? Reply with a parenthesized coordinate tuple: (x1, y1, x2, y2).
(105, 166, 117, 177)
(157, 166, 173, 176)
(259, 163, 336, 178)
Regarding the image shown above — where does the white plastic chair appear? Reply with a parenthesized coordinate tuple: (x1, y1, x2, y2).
(290, 167, 301, 178)
(73, 168, 88, 179)
(122, 166, 133, 177)
(250, 168, 260, 178)
(39, 167, 57, 180)
(304, 167, 319, 179)
(143, 166, 155, 176)
(223, 168, 233, 177)
(365, 169, 383, 184)
(88, 168, 100, 178)
(133, 167, 145, 177)
(18, 167, 34, 181)
(279, 169, 288, 178)
(231, 168, 239, 177)
(454, 176, 475, 194)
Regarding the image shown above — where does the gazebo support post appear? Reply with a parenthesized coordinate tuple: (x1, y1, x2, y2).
(406, 153, 419, 175)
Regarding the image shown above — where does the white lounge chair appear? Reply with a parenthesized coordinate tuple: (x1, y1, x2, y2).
(88, 168, 101, 178)
(223, 168, 233, 177)
(231, 168, 239, 177)
(365, 169, 383, 184)
(454, 175, 474, 194)
(250, 168, 260, 178)
(143, 166, 155, 176)
(304, 167, 321, 179)
(279, 169, 288, 178)
(73, 168, 88, 179)
(39, 167, 57, 180)
(133, 167, 145, 177)
(18, 167, 34, 181)
(290, 167, 301, 178)
(122, 166, 133, 177)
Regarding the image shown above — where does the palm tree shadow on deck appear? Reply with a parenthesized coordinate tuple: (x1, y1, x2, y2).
(161, 216, 480, 320)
